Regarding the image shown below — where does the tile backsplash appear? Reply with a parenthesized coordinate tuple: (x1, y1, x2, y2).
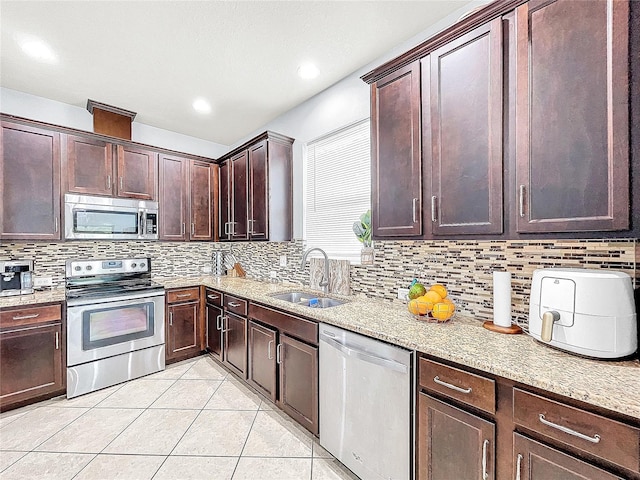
(1, 238, 636, 326)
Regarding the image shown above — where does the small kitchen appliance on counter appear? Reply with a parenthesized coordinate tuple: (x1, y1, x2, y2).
(0, 260, 34, 296)
(529, 268, 637, 359)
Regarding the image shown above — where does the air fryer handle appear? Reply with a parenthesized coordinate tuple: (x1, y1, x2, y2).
(541, 310, 560, 342)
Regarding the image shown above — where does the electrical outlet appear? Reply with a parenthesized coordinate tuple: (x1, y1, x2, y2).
(279, 255, 287, 267)
(202, 265, 212, 274)
(33, 276, 53, 287)
(397, 287, 409, 300)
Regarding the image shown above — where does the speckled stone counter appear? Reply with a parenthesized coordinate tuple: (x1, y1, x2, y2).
(157, 276, 640, 420)
(0, 288, 66, 309)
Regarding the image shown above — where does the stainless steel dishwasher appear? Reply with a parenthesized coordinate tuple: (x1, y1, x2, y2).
(319, 323, 413, 480)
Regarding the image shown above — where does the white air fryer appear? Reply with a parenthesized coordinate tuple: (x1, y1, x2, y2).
(529, 268, 637, 359)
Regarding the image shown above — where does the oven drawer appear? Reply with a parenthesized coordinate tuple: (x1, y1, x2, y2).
(513, 388, 640, 472)
(224, 295, 247, 316)
(1, 304, 62, 329)
(167, 287, 200, 304)
(419, 357, 496, 414)
(204, 288, 223, 307)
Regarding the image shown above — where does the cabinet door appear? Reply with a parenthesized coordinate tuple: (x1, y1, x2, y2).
(0, 122, 61, 240)
(219, 160, 231, 240)
(230, 151, 249, 240)
(159, 154, 188, 240)
(514, 0, 629, 232)
(66, 135, 114, 196)
(0, 323, 64, 409)
(278, 334, 318, 435)
(247, 321, 277, 402)
(248, 141, 268, 240)
(206, 302, 223, 360)
(371, 61, 422, 238)
(418, 392, 495, 480)
(513, 433, 624, 480)
(428, 19, 503, 235)
(167, 302, 200, 361)
(223, 312, 247, 377)
(116, 145, 157, 200)
(190, 160, 214, 241)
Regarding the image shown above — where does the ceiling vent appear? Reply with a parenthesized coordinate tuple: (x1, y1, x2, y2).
(86, 99, 136, 141)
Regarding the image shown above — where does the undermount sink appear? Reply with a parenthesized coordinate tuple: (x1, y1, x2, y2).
(270, 291, 347, 308)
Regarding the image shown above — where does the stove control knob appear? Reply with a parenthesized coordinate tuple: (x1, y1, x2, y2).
(131, 262, 137, 268)
(86, 265, 93, 271)
(74, 266, 82, 271)
(140, 262, 146, 269)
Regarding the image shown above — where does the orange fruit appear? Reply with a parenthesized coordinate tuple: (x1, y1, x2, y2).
(409, 297, 430, 316)
(423, 290, 443, 304)
(432, 302, 455, 321)
(429, 284, 448, 299)
(408, 299, 420, 315)
(443, 297, 455, 309)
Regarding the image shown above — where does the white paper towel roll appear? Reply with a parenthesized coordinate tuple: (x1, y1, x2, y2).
(493, 271, 512, 327)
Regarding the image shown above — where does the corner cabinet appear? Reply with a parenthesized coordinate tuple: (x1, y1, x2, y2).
(218, 131, 293, 242)
(0, 122, 61, 240)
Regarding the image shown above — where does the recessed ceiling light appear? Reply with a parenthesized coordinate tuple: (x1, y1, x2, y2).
(297, 62, 320, 80)
(20, 37, 57, 64)
(192, 98, 212, 114)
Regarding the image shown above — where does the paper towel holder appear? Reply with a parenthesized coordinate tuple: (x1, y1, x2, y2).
(483, 270, 523, 334)
(483, 320, 523, 334)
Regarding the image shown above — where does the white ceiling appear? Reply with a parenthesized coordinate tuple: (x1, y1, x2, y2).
(1, 1, 473, 146)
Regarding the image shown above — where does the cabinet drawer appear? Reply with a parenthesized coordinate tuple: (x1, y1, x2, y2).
(513, 388, 640, 472)
(204, 288, 223, 307)
(419, 358, 495, 414)
(0, 304, 62, 329)
(167, 287, 200, 304)
(249, 303, 318, 345)
(224, 295, 247, 316)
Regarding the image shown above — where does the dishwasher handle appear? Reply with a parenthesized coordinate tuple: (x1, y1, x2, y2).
(320, 334, 408, 374)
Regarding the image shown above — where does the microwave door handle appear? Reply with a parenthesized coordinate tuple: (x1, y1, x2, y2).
(139, 210, 146, 237)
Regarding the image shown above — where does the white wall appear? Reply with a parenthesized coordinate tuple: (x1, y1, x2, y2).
(0, 87, 229, 158)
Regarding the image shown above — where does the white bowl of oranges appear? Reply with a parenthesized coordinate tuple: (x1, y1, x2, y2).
(407, 283, 455, 323)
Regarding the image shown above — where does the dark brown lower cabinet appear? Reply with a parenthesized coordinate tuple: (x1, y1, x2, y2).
(418, 392, 495, 480)
(247, 320, 277, 402)
(223, 312, 247, 377)
(513, 433, 624, 480)
(166, 301, 200, 362)
(205, 302, 223, 360)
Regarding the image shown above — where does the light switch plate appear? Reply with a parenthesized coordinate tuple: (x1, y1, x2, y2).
(33, 276, 53, 287)
(397, 287, 409, 300)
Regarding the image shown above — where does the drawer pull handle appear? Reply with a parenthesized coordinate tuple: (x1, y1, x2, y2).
(268, 340, 275, 360)
(207, 295, 219, 300)
(228, 302, 241, 308)
(12, 313, 40, 320)
(482, 439, 489, 480)
(433, 376, 472, 394)
(515, 453, 523, 480)
(538, 414, 601, 444)
(176, 293, 192, 298)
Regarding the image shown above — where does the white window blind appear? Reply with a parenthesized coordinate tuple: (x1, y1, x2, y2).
(304, 119, 371, 263)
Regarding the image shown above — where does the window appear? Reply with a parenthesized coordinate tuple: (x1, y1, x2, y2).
(303, 119, 371, 263)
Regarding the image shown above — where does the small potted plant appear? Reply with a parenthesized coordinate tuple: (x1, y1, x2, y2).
(353, 210, 374, 264)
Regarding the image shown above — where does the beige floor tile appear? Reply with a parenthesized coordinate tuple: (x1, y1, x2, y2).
(172, 410, 256, 456)
(232, 457, 311, 480)
(102, 409, 198, 455)
(204, 380, 261, 410)
(97, 379, 175, 409)
(0, 406, 88, 451)
(48, 384, 123, 408)
(0, 451, 94, 480)
(312, 441, 334, 459)
(181, 356, 228, 381)
(0, 451, 27, 473)
(153, 455, 238, 480)
(35, 408, 143, 453)
(0, 408, 30, 429)
(241, 410, 312, 458)
(311, 459, 360, 480)
(150, 379, 221, 409)
(147, 359, 197, 380)
(74, 454, 165, 480)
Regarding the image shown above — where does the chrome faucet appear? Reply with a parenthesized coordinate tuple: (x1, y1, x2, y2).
(300, 248, 330, 294)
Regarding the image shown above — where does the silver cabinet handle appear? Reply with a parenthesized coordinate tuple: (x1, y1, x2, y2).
(216, 314, 222, 330)
(431, 196, 437, 222)
(54, 217, 59, 233)
(412, 198, 418, 223)
(169, 311, 173, 326)
(433, 376, 472, 394)
(191, 223, 195, 235)
(119, 176, 124, 189)
(482, 439, 489, 480)
(248, 219, 255, 234)
(519, 185, 525, 217)
(276, 343, 282, 364)
(106, 175, 111, 190)
(220, 315, 231, 333)
(268, 340, 275, 360)
(538, 414, 601, 443)
(55, 331, 59, 350)
(515, 453, 523, 480)
(228, 302, 241, 308)
(182, 223, 186, 235)
(230, 221, 236, 235)
(12, 313, 40, 320)
(224, 222, 230, 235)
(207, 294, 219, 300)
(176, 293, 192, 298)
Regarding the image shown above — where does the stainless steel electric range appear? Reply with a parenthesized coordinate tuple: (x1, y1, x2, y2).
(65, 257, 165, 398)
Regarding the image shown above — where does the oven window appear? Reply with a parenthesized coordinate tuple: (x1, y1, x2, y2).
(74, 209, 138, 234)
(82, 302, 154, 350)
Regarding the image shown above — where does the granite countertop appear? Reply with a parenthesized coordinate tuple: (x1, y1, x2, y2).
(3, 276, 638, 420)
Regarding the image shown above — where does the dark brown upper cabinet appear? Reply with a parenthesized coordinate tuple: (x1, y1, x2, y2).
(66, 135, 158, 200)
(371, 62, 422, 238)
(514, 0, 630, 233)
(0, 122, 61, 240)
(425, 18, 503, 236)
(159, 154, 216, 241)
(219, 131, 293, 242)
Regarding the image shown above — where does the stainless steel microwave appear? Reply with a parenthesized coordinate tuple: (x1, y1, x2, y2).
(65, 194, 158, 240)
